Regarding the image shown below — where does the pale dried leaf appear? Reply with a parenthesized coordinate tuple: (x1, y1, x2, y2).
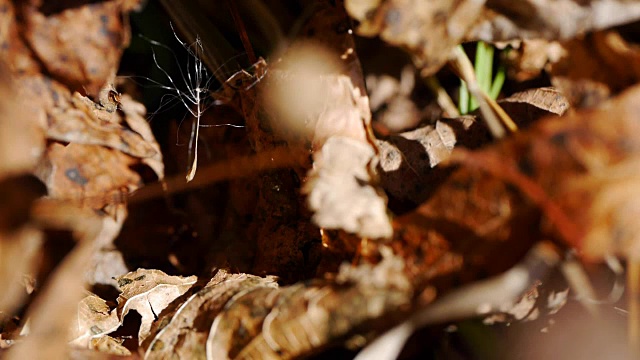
(305, 136, 392, 239)
(468, 0, 640, 41)
(0, 63, 44, 177)
(547, 288, 570, 315)
(115, 269, 197, 344)
(69, 293, 121, 349)
(47, 91, 158, 159)
(89, 336, 131, 356)
(206, 286, 279, 359)
(499, 87, 570, 116)
(377, 116, 479, 206)
(346, 0, 486, 75)
(549, 31, 640, 107)
(265, 44, 391, 239)
(119, 94, 164, 179)
(85, 249, 129, 286)
(22, 1, 132, 96)
(145, 271, 277, 359)
(7, 200, 120, 360)
(0, 226, 42, 315)
(237, 250, 412, 360)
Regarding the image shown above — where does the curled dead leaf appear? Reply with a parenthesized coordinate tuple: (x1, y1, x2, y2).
(21, 0, 140, 96)
(115, 269, 197, 344)
(305, 136, 392, 239)
(468, 0, 640, 42)
(69, 293, 121, 349)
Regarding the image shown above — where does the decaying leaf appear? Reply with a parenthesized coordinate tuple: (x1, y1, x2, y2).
(21, 0, 141, 97)
(0, 61, 45, 317)
(498, 87, 570, 117)
(115, 269, 197, 344)
(7, 200, 123, 360)
(144, 271, 278, 359)
(367, 65, 421, 132)
(468, 0, 640, 42)
(40, 143, 141, 208)
(504, 39, 564, 82)
(70, 293, 121, 349)
(549, 30, 640, 108)
(264, 42, 392, 239)
(346, 0, 486, 76)
(236, 248, 412, 360)
(448, 84, 640, 261)
(306, 136, 391, 239)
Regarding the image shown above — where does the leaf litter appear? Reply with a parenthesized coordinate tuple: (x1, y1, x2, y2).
(3, 0, 640, 359)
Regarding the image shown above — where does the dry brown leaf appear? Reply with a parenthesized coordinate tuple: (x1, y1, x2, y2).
(1, 1, 162, 358)
(115, 269, 197, 344)
(499, 87, 570, 117)
(89, 336, 131, 356)
(346, 0, 486, 76)
(21, 0, 141, 97)
(306, 136, 391, 239)
(377, 116, 487, 209)
(46, 90, 158, 160)
(0, 61, 45, 316)
(7, 200, 124, 360)
(468, 0, 640, 41)
(549, 31, 640, 108)
(144, 271, 277, 359)
(237, 248, 412, 360)
(0, 227, 42, 315)
(504, 40, 564, 82)
(40, 143, 140, 207)
(69, 293, 121, 349)
(447, 84, 640, 261)
(206, 285, 280, 359)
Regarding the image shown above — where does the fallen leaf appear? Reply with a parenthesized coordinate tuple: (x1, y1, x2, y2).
(144, 271, 277, 359)
(497, 87, 570, 127)
(21, 0, 141, 96)
(549, 31, 640, 107)
(346, 0, 486, 75)
(39, 142, 140, 209)
(306, 136, 391, 239)
(504, 40, 564, 82)
(115, 269, 197, 344)
(467, 0, 640, 41)
(69, 293, 121, 349)
(89, 336, 131, 356)
(237, 248, 412, 359)
(448, 84, 640, 261)
(206, 285, 280, 359)
(7, 199, 123, 360)
(377, 116, 485, 209)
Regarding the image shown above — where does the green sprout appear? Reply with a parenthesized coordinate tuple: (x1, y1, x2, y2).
(459, 41, 505, 115)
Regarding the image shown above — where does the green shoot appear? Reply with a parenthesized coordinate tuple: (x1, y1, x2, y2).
(458, 41, 505, 115)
